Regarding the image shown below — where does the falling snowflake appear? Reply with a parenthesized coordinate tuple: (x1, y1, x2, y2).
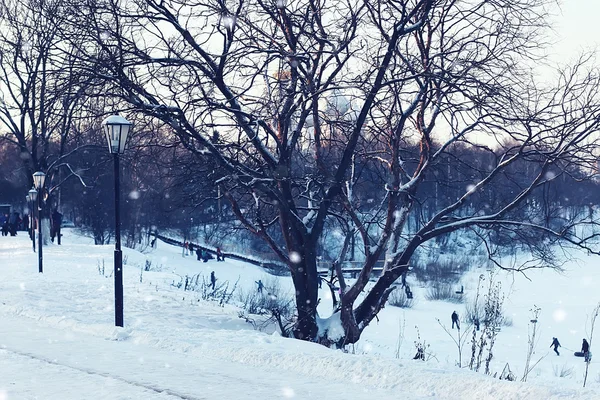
(222, 15, 236, 30)
(552, 308, 566, 322)
(466, 184, 477, 193)
(289, 251, 301, 263)
(129, 190, 140, 200)
(100, 30, 111, 41)
(545, 171, 556, 180)
(21, 41, 32, 53)
(281, 386, 295, 398)
(276, 0, 286, 8)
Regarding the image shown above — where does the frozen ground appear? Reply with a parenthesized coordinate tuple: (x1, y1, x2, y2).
(0, 229, 598, 399)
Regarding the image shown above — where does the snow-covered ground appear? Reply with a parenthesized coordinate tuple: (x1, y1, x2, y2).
(0, 229, 598, 399)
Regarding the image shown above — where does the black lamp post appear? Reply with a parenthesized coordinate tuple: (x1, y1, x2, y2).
(102, 114, 132, 327)
(33, 171, 46, 273)
(27, 188, 37, 252)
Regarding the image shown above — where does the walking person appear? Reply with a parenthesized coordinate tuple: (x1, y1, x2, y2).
(216, 246, 225, 261)
(451, 311, 460, 330)
(256, 279, 264, 293)
(50, 209, 63, 244)
(550, 337, 561, 356)
(582, 338, 590, 362)
(210, 271, 216, 290)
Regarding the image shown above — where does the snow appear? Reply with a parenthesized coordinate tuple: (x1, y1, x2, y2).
(0, 230, 598, 399)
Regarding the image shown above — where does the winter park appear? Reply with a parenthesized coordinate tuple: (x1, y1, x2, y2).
(2, 0, 600, 399)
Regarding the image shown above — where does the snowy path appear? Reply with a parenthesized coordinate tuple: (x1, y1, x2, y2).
(0, 313, 404, 399)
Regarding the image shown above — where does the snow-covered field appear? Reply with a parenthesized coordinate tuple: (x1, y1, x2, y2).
(0, 229, 598, 399)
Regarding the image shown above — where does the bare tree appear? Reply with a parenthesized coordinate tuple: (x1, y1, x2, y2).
(61, 0, 600, 345)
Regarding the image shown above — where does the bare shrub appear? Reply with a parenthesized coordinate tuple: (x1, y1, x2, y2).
(237, 277, 295, 335)
(388, 288, 415, 308)
(553, 363, 574, 378)
(426, 284, 464, 303)
(414, 256, 470, 284)
(465, 298, 511, 327)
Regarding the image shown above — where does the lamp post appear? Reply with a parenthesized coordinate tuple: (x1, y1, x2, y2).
(33, 171, 46, 273)
(27, 188, 37, 252)
(102, 115, 132, 327)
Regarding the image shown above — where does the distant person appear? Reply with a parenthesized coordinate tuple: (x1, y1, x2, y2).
(256, 279, 264, 293)
(0, 213, 8, 236)
(216, 246, 225, 261)
(9, 212, 20, 236)
(550, 337, 560, 356)
(210, 271, 216, 290)
(150, 238, 157, 248)
(202, 249, 209, 262)
(50, 209, 63, 244)
(189, 243, 194, 253)
(582, 339, 590, 362)
(404, 284, 413, 299)
(451, 311, 460, 330)
(196, 247, 202, 261)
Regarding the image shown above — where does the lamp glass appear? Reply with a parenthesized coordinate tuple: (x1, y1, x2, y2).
(102, 115, 132, 154)
(33, 171, 46, 189)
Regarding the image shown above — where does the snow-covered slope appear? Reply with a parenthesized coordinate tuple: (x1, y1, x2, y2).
(0, 229, 597, 399)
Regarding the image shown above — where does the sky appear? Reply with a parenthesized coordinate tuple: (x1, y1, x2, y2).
(552, 1, 600, 61)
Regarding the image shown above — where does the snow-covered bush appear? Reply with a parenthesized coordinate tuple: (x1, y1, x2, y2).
(425, 284, 464, 303)
(388, 288, 415, 308)
(237, 278, 295, 335)
(413, 256, 471, 284)
(465, 298, 511, 327)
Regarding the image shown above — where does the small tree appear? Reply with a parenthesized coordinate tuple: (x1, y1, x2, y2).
(584, 302, 600, 387)
(437, 317, 471, 367)
(521, 305, 542, 382)
(468, 273, 504, 374)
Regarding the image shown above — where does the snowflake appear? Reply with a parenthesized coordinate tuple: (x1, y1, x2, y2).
(552, 308, 566, 322)
(222, 15, 236, 30)
(289, 251, 301, 263)
(281, 387, 295, 398)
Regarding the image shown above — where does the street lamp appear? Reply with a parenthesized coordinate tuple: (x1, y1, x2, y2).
(27, 188, 37, 252)
(32, 171, 46, 273)
(102, 114, 132, 327)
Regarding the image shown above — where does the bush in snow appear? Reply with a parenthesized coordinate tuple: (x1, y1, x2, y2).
(237, 277, 295, 335)
(552, 363, 574, 378)
(521, 305, 543, 382)
(425, 284, 463, 303)
(388, 288, 415, 308)
(171, 273, 238, 307)
(465, 297, 511, 327)
(413, 256, 470, 284)
(468, 273, 505, 375)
